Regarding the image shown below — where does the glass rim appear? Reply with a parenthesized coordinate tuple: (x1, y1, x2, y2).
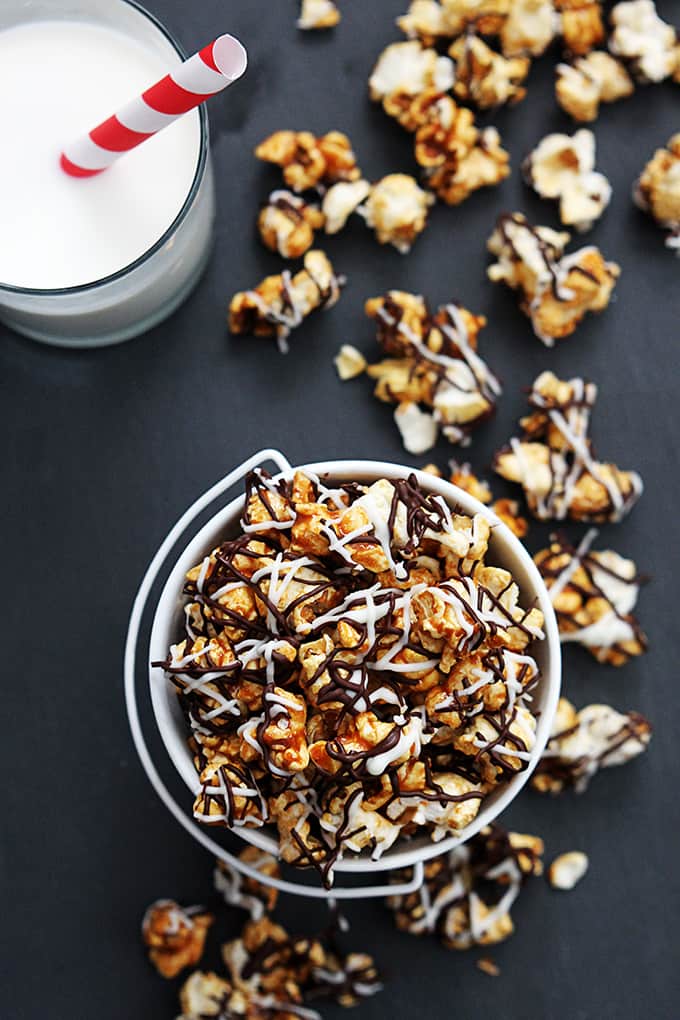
(0, 0, 209, 298)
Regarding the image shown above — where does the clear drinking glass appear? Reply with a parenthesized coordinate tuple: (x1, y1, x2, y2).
(0, 0, 215, 348)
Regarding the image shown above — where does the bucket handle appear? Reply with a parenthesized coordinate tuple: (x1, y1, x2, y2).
(124, 448, 424, 899)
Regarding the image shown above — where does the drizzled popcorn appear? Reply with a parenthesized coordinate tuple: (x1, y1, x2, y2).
(214, 847, 280, 920)
(228, 251, 344, 352)
(369, 42, 510, 205)
(609, 0, 678, 84)
(447, 461, 529, 539)
(449, 35, 530, 109)
(154, 468, 545, 887)
(523, 130, 611, 232)
(362, 174, 434, 253)
(555, 52, 634, 122)
(297, 0, 341, 31)
(142, 900, 213, 979)
(634, 135, 680, 254)
(555, 0, 605, 56)
(387, 824, 543, 948)
(255, 131, 361, 193)
(532, 696, 651, 793)
(363, 291, 502, 451)
(535, 530, 647, 665)
(487, 212, 620, 344)
(494, 371, 643, 523)
(258, 192, 325, 259)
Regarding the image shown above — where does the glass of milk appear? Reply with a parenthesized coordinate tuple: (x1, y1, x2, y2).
(0, 0, 216, 347)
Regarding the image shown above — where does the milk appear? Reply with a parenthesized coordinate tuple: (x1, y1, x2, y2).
(0, 5, 215, 346)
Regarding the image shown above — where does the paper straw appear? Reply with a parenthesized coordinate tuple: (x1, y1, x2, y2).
(60, 34, 247, 177)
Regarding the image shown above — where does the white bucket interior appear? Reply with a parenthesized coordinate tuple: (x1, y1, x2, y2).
(148, 459, 561, 874)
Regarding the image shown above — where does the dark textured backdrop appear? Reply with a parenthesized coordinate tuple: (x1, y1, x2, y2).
(2, 2, 679, 1017)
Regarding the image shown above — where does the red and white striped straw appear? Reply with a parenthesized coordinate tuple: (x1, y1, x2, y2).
(60, 34, 247, 177)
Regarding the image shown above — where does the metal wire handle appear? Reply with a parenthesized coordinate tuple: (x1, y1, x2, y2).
(123, 448, 424, 900)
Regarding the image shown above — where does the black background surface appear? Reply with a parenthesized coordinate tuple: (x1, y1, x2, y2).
(2, 2, 680, 1017)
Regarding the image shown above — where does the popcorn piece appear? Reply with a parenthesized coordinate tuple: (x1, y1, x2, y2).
(449, 35, 530, 109)
(442, 0, 511, 37)
(258, 191, 324, 259)
(334, 343, 367, 380)
(500, 0, 559, 58)
(365, 291, 501, 449)
(160, 468, 545, 885)
(494, 371, 643, 523)
(255, 130, 361, 192)
(322, 179, 371, 234)
(555, 0, 605, 56)
(487, 212, 619, 344)
(491, 499, 529, 538)
(609, 0, 677, 83)
(524, 129, 611, 231)
(448, 461, 493, 504)
(228, 250, 344, 352)
(362, 173, 434, 253)
(214, 847, 280, 920)
(369, 41, 455, 103)
(387, 824, 543, 948)
(477, 956, 501, 976)
(556, 52, 634, 121)
(423, 125, 510, 205)
(178, 972, 233, 1018)
(397, 0, 459, 43)
(634, 135, 680, 252)
(297, 0, 341, 30)
(394, 402, 439, 454)
(532, 697, 652, 793)
(142, 900, 213, 979)
(534, 530, 647, 665)
(548, 851, 589, 889)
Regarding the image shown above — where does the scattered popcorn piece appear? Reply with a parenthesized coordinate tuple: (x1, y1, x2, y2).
(492, 498, 529, 538)
(494, 371, 643, 523)
(500, 0, 559, 58)
(424, 125, 511, 205)
(365, 291, 501, 450)
(387, 824, 544, 948)
(334, 343, 367, 380)
(362, 173, 434, 252)
(449, 461, 493, 503)
(523, 129, 611, 231)
(322, 179, 371, 234)
(255, 130, 361, 192)
(532, 697, 651, 793)
(487, 212, 619, 344)
(609, 0, 677, 83)
(395, 401, 440, 454)
(142, 900, 213, 979)
(397, 0, 459, 43)
(369, 40, 455, 105)
(449, 34, 530, 109)
(297, 0, 341, 30)
(555, 51, 634, 121)
(634, 134, 680, 253)
(214, 847, 280, 920)
(421, 462, 442, 476)
(555, 0, 605, 56)
(548, 851, 589, 890)
(229, 250, 344, 352)
(477, 956, 501, 976)
(258, 191, 325, 259)
(534, 530, 647, 665)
